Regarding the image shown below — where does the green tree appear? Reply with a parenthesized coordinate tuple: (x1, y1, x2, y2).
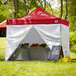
(58, 0, 76, 31)
(1, 0, 54, 19)
(67, 0, 76, 31)
(0, 0, 12, 22)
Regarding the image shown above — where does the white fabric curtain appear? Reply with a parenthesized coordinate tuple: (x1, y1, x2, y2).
(34, 24, 61, 50)
(21, 26, 45, 45)
(5, 24, 61, 61)
(5, 25, 32, 61)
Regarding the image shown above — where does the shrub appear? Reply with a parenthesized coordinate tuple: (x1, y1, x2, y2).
(69, 31, 76, 47)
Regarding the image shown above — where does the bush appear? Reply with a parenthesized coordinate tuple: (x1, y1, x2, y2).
(70, 31, 76, 47)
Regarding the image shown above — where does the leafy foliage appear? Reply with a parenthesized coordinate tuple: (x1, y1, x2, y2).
(70, 31, 76, 47)
(65, 0, 76, 31)
(0, 0, 12, 22)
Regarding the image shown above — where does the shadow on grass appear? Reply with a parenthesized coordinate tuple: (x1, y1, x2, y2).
(0, 59, 76, 63)
(71, 59, 76, 63)
(0, 48, 5, 61)
(0, 57, 5, 61)
(71, 49, 76, 53)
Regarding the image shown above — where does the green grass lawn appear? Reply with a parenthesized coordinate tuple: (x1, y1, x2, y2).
(0, 38, 76, 76)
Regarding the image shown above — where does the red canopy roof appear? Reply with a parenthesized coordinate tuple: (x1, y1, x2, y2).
(0, 21, 6, 28)
(7, 7, 69, 26)
(0, 21, 6, 31)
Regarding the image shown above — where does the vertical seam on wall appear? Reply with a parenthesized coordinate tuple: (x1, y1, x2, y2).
(60, 24, 62, 46)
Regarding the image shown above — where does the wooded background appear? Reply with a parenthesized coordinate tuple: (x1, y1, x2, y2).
(0, 0, 76, 31)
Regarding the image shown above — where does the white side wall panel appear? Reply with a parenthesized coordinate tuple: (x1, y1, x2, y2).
(61, 24, 70, 56)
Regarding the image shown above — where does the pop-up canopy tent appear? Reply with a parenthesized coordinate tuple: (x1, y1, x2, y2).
(5, 7, 70, 61)
(0, 20, 6, 37)
(0, 20, 6, 31)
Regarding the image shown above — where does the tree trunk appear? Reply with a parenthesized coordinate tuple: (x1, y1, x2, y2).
(60, 0, 63, 18)
(12, 0, 16, 18)
(23, 0, 27, 15)
(65, 0, 68, 20)
(44, 0, 46, 10)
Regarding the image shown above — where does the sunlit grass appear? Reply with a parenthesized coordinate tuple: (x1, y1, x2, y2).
(0, 37, 6, 48)
(0, 38, 76, 76)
